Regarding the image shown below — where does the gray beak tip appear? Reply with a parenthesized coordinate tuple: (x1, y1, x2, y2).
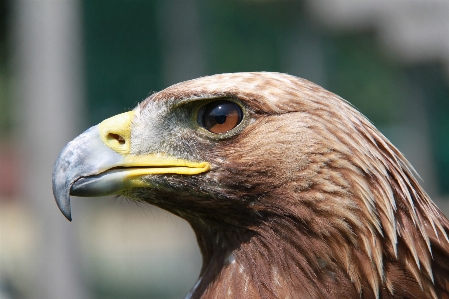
(60, 203, 73, 222)
(52, 187, 73, 221)
(52, 167, 73, 222)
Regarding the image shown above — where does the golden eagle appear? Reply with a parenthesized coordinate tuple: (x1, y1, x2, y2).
(53, 72, 449, 299)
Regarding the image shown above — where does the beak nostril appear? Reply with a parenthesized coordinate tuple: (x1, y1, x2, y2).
(107, 133, 126, 145)
(98, 111, 134, 153)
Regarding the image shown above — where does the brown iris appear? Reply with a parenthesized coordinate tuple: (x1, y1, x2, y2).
(198, 100, 243, 134)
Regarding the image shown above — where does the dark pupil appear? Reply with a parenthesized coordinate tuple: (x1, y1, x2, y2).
(205, 103, 233, 125)
(215, 113, 227, 124)
(199, 100, 243, 133)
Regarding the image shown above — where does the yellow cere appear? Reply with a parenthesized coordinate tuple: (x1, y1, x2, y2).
(99, 111, 135, 154)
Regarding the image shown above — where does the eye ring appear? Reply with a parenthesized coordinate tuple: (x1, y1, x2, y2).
(197, 100, 243, 134)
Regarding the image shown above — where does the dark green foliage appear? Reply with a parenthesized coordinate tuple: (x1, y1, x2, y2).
(82, 0, 163, 125)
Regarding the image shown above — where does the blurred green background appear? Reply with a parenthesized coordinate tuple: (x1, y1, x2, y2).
(0, 1, 448, 299)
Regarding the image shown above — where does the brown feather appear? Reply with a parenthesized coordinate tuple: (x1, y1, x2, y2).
(129, 72, 449, 298)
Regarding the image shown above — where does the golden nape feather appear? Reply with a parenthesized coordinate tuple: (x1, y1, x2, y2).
(52, 72, 449, 299)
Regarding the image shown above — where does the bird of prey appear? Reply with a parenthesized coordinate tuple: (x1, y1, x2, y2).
(53, 72, 449, 299)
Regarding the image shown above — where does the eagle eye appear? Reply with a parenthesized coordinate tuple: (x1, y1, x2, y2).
(198, 100, 243, 134)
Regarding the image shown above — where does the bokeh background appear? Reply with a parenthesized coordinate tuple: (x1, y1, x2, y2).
(0, 1, 448, 298)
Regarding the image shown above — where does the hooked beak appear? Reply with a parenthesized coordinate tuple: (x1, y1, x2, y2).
(52, 111, 210, 221)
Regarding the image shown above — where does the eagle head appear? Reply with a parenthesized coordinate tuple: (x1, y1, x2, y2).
(52, 72, 449, 299)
